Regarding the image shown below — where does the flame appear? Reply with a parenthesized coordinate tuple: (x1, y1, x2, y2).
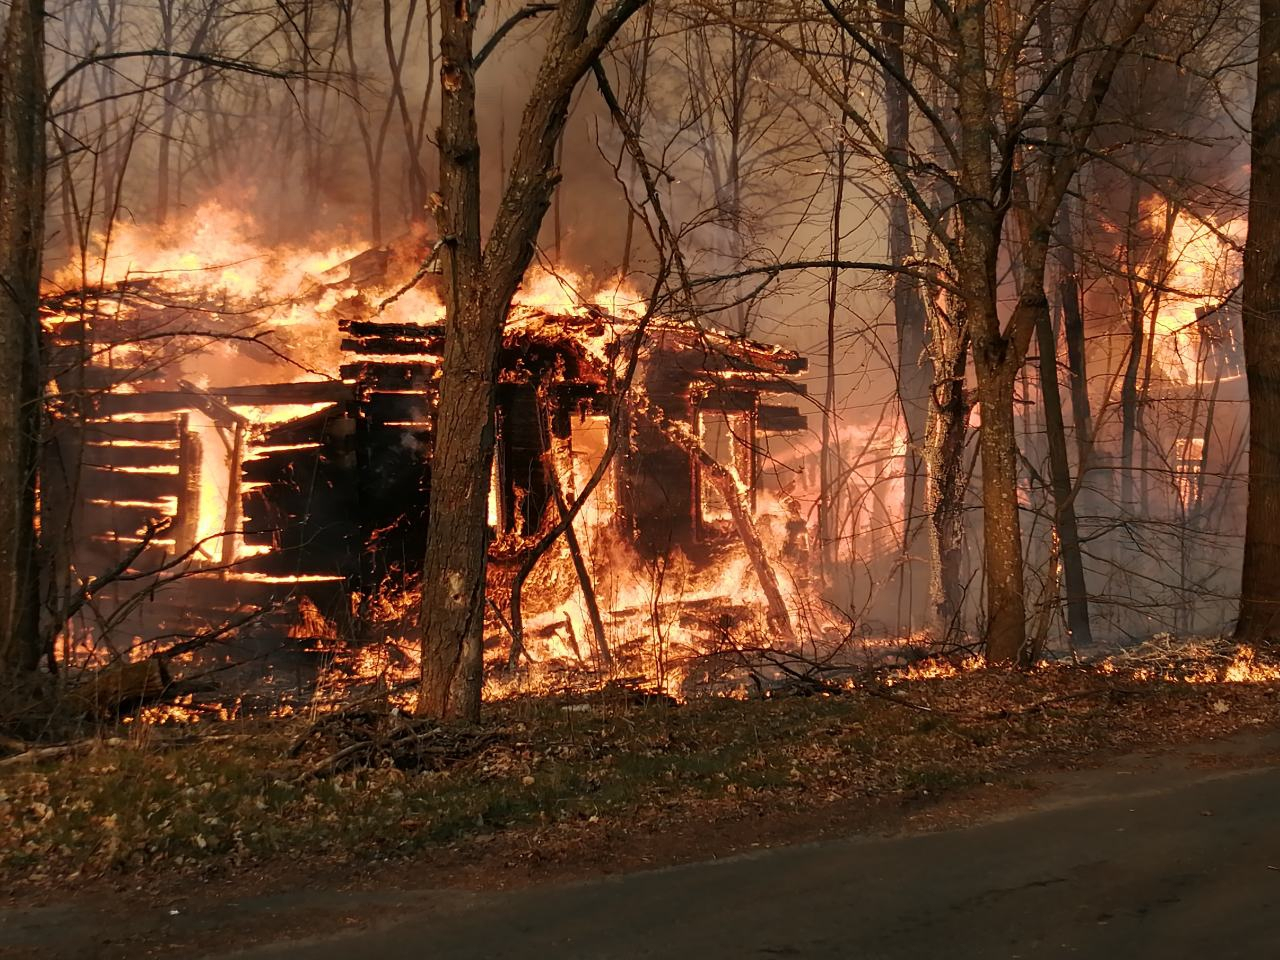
(1144, 201, 1241, 384)
(1097, 643, 1280, 683)
(49, 201, 840, 713)
(54, 201, 362, 303)
(509, 267, 647, 320)
(883, 655, 984, 685)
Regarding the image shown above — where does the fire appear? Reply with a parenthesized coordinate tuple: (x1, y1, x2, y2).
(1097, 643, 1280, 683)
(509, 267, 647, 320)
(54, 201, 362, 303)
(882, 655, 983, 685)
(48, 198, 835, 718)
(231, 402, 335, 424)
(1185, 646, 1280, 683)
(1144, 200, 1241, 384)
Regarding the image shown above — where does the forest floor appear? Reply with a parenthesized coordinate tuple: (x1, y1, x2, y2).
(2, 649, 1280, 957)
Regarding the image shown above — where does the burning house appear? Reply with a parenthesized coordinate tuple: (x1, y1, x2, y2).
(42, 216, 812, 693)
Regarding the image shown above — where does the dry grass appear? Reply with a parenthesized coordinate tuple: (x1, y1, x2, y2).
(2, 655, 1278, 889)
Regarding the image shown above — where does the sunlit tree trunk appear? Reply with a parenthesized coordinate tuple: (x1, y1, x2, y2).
(1238, 0, 1280, 644)
(0, 0, 46, 678)
(953, 0, 1028, 663)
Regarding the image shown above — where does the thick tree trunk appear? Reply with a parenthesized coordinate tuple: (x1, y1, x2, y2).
(0, 0, 46, 678)
(1238, 0, 1280, 644)
(971, 347, 1027, 664)
(954, 0, 1028, 664)
(419, 0, 487, 720)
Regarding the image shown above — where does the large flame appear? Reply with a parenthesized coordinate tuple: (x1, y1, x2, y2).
(1144, 200, 1241, 384)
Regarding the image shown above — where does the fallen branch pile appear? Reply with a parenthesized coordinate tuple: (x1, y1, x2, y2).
(289, 712, 501, 779)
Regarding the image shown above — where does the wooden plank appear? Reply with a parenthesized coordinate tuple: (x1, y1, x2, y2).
(81, 501, 172, 537)
(95, 392, 198, 416)
(255, 406, 345, 445)
(84, 419, 180, 443)
(213, 381, 353, 403)
(242, 450, 323, 486)
(179, 575, 285, 606)
(82, 442, 178, 470)
(698, 375, 808, 397)
(81, 465, 182, 501)
(758, 405, 806, 433)
(340, 336, 443, 356)
(346, 320, 445, 340)
(339, 362, 438, 390)
(700, 389, 756, 414)
(230, 549, 348, 578)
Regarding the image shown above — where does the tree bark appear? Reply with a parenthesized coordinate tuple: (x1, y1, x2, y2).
(923, 300, 969, 636)
(971, 335, 1027, 664)
(954, 0, 1028, 664)
(418, 0, 487, 720)
(1238, 0, 1280, 644)
(0, 0, 46, 677)
(1035, 298, 1092, 648)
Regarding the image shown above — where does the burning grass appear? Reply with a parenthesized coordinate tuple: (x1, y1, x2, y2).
(2, 651, 1279, 891)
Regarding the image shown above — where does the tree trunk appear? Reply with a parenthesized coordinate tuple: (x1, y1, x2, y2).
(879, 0, 933, 633)
(819, 141, 844, 587)
(923, 297, 968, 635)
(1035, 299, 1092, 648)
(971, 346, 1027, 664)
(1055, 200, 1093, 470)
(0, 0, 46, 678)
(1238, 0, 1280, 644)
(418, 0, 487, 720)
(955, 0, 1028, 664)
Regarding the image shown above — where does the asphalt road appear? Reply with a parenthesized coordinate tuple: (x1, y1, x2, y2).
(220, 747, 1280, 960)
